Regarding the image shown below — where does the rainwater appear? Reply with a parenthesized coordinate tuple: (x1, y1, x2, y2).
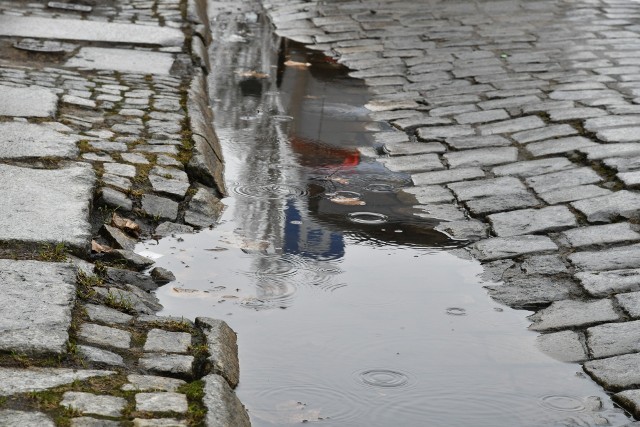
(137, 9, 633, 427)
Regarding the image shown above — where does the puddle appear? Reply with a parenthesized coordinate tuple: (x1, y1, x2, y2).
(137, 7, 633, 427)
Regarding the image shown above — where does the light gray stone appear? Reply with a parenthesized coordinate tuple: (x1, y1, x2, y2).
(84, 303, 133, 325)
(108, 250, 155, 270)
(597, 127, 640, 143)
(149, 167, 190, 198)
(616, 291, 640, 318)
(466, 193, 540, 215)
(383, 142, 446, 156)
(413, 204, 466, 221)
(78, 324, 131, 350)
(585, 115, 640, 133)
(492, 158, 575, 178)
(378, 154, 444, 173)
(68, 48, 175, 75)
(587, 320, 640, 358)
(444, 147, 518, 168)
(416, 125, 474, 140)
(538, 185, 612, 204)
(77, 345, 125, 368)
(614, 390, 640, 419)
(203, 374, 251, 427)
(105, 267, 157, 292)
(412, 168, 484, 186)
(61, 392, 126, 418)
(521, 255, 567, 275)
(526, 167, 602, 194)
(154, 222, 195, 238)
(0, 122, 79, 159)
(135, 392, 188, 413)
(104, 163, 137, 178)
(397, 186, 454, 204)
(578, 269, 640, 297)
(0, 260, 75, 355)
(70, 417, 119, 426)
(102, 225, 136, 251)
(0, 368, 113, 396)
(184, 188, 225, 228)
(477, 116, 545, 135)
(144, 329, 191, 354)
(122, 375, 186, 392)
(0, 85, 58, 117)
(434, 220, 488, 241)
(94, 286, 162, 315)
(485, 276, 580, 308)
(526, 136, 598, 157)
(142, 195, 179, 221)
(139, 354, 194, 378)
(472, 235, 558, 261)
(196, 318, 240, 388)
(528, 299, 620, 332)
(584, 353, 640, 391)
(581, 143, 640, 160)
(571, 191, 640, 223)
(0, 410, 54, 427)
(569, 245, 640, 271)
(0, 163, 94, 250)
(63, 95, 96, 109)
(448, 177, 526, 201)
(100, 188, 133, 212)
(512, 124, 577, 144)
(560, 223, 640, 248)
(446, 135, 511, 150)
(488, 206, 576, 237)
(536, 331, 587, 363)
(0, 16, 183, 46)
(133, 419, 187, 427)
(618, 170, 640, 186)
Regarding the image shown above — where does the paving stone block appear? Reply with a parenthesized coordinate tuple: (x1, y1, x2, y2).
(465, 193, 540, 215)
(0, 368, 113, 396)
(132, 419, 186, 426)
(569, 245, 640, 271)
(142, 195, 179, 221)
(472, 235, 558, 261)
(61, 392, 126, 418)
(587, 320, 640, 359)
(584, 115, 640, 133)
(485, 276, 580, 309)
(578, 269, 640, 297)
(454, 109, 509, 124)
(521, 255, 567, 275)
(526, 167, 602, 194)
(412, 168, 484, 186)
(618, 171, 640, 186)
(0, 260, 75, 355)
(0, 85, 58, 117)
(477, 116, 545, 135)
(397, 186, 454, 204)
(184, 188, 225, 228)
(538, 185, 612, 204)
(144, 329, 191, 354)
(493, 158, 574, 179)
(581, 143, 640, 160)
(0, 122, 79, 159)
(416, 125, 474, 141)
(78, 324, 131, 350)
(379, 153, 444, 172)
(71, 417, 119, 427)
(584, 353, 640, 391)
(139, 354, 194, 378)
(445, 135, 511, 150)
(203, 374, 251, 427)
(616, 292, 640, 318)
(614, 390, 640, 419)
(99, 188, 133, 212)
(448, 177, 526, 201)
(434, 219, 488, 241)
(413, 204, 466, 221)
(122, 375, 186, 392)
(78, 345, 125, 368)
(135, 392, 188, 413)
(571, 190, 640, 223)
(383, 142, 445, 156)
(604, 156, 640, 172)
(512, 124, 577, 143)
(526, 136, 599, 157)
(528, 299, 620, 332)
(0, 410, 54, 427)
(597, 127, 640, 143)
(549, 107, 608, 121)
(536, 331, 587, 363)
(0, 163, 94, 250)
(560, 223, 640, 248)
(444, 147, 518, 168)
(488, 206, 577, 237)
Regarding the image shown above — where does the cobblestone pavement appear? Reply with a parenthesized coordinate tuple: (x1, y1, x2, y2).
(261, 0, 640, 422)
(0, 0, 249, 425)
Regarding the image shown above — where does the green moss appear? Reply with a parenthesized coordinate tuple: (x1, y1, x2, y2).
(178, 380, 207, 425)
(37, 242, 67, 262)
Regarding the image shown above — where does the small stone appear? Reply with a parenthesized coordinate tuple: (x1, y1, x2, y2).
(466, 193, 540, 215)
(99, 188, 133, 212)
(571, 191, 640, 223)
(492, 158, 575, 178)
(121, 153, 149, 165)
(577, 270, 640, 297)
(61, 392, 126, 418)
(102, 174, 132, 192)
(0, 410, 54, 427)
(538, 185, 611, 205)
(536, 331, 587, 363)
(0, 368, 113, 396)
(444, 147, 518, 168)
(144, 329, 191, 354)
(67, 47, 176, 75)
(104, 163, 137, 178)
(150, 267, 176, 284)
(488, 206, 576, 237)
(196, 318, 240, 388)
(528, 299, 620, 332)
(135, 392, 188, 413)
(581, 143, 640, 160)
(448, 177, 527, 201)
(472, 235, 558, 261)
(106, 250, 155, 270)
(77, 345, 125, 368)
(587, 320, 640, 359)
(203, 374, 251, 427)
(378, 153, 444, 173)
(584, 353, 640, 391)
(616, 291, 640, 318)
(526, 167, 602, 194)
(434, 220, 488, 241)
(614, 390, 640, 419)
(142, 195, 179, 221)
(477, 116, 545, 135)
(446, 135, 511, 150)
(526, 136, 598, 157)
(84, 303, 133, 325)
(569, 245, 640, 271)
(397, 186, 454, 204)
(184, 188, 225, 228)
(560, 223, 640, 248)
(413, 204, 466, 221)
(383, 142, 446, 156)
(154, 222, 194, 237)
(485, 276, 580, 309)
(94, 286, 162, 314)
(105, 267, 157, 292)
(122, 375, 186, 392)
(521, 255, 567, 275)
(139, 354, 194, 378)
(101, 225, 136, 251)
(78, 324, 131, 350)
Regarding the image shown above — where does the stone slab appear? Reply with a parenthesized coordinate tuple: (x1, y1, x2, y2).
(526, 136, 598, 157)
(444, 147, 518, 168)
(0, 260, 75, 355)
(571, 190, 640, 223)
(383, 142, 446, 156)
(378, 153, 444, 173)
(144, 329, 191, 354)
(184, 188, 225, 228)
(465, 193, 540, 215)
(525, 167, 602, 194)
(587, 320, 640, 359)
(434, 219, 488, 241)
(135, 392, 188, 413)
(560, 223, 640, 248)
(528, 299, 620, 332)
(139, 354, 194, 378)
(61, 392, 126, 418)
(536, 330, 587, 363)
(0, 122, 78, 159)
(78, 324, 131, 350)
(585, 353, 640, 391)
(0, 85, 58, 118)
(412, 168, 484, 185)
(488, 206, 576, 237)
(492, 157, 575, 178)
(614, 390, 640, 419)
(616, 292, 640, 318)
(203, 374, 251, 427)
(539, 185, 612, 205)
(569, 245, 640, 271)
(0, 368, 113, 396)
(397, 186, 454, 204)
(448, 177, 527, 201)
(0, 16, 183, 46)
(122, 375, 186, 392)
(67, 48, 175, 75)
(413, 204, 466, 221)
(581, 143, 640, 160)
(485, 276, 581, 309)
(142, 195, 179, 221)
(78, 345, 125, 368)
(70, 417, 119, 427)
(577, 269, 640, 297)
(0, 410, 54, 427)
(0, 163, 94, 250)
(471, 235, 558, 261)
(133, 419, 187, 426)
(196, 318, 240, 388)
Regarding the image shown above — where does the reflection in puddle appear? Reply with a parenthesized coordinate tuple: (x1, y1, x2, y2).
(137, 5, 634, 427)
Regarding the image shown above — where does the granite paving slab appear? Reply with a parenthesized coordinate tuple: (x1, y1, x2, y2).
(0, 368, 113, 396)
(0, 85, 58, 117)
(67, 48, 175, 75)
(0, 122, 79, 159)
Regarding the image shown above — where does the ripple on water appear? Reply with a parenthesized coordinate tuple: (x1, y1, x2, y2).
(271, 114, 294, 122)
(232, 183, 308, 199)
(364, 183, 396, 192)
(446, 307, 467, 316)
(538, 395, 586, 412)
(355, 369, 411, 389)
(348, 211, 388, 225)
